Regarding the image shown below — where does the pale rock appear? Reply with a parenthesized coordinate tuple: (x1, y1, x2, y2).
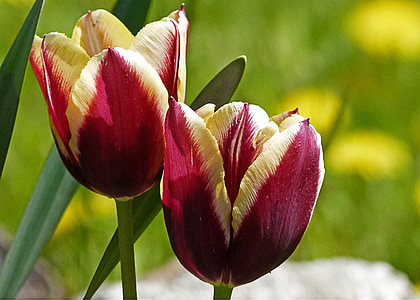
(90, 257, 419, 299)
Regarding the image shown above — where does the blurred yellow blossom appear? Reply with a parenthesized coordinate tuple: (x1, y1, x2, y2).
(327, 131, 411, 179)
(415, 178, 420, 214)
(346, 0, 420, 59)
(276, 88, 342, 137)
(0, 0, 33, 4)
(54, 191, 114, 236)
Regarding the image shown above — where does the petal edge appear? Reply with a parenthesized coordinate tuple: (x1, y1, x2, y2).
(162, 100, 231, 283)
(229, 119, 324, 285)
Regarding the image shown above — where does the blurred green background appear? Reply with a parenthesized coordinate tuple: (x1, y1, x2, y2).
(1, 0, 420, 296)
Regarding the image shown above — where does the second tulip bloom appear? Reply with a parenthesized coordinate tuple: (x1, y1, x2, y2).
(162, 99, 325, 287)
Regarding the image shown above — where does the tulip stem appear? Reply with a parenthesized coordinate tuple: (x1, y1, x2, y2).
(116, 198, 137, 299)
(213, 285, 233, 300)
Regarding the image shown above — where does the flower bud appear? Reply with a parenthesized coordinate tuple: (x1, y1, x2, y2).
(162, 99, 324, 286)
(30, 6, 189, 199)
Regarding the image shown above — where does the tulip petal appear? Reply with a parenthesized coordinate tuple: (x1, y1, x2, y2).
(206, 102, 270, 203)
(72, 9, 134, 57)
(30, 36, 45, 97)
(129, 5, 189, 101)
(67, 47, 168, 198)
(162, 99, 231, 284)
(195, 103, 215, 122)
(270, 107, 299, 128)
(229, 119, 324, 285)
(129, 19, 179, 99)
(38, 33, 90, 159)
(167, 5, 189, 102)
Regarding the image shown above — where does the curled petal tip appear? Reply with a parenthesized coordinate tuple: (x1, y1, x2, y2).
(175, 3, 187, 21)
(169, 96, 177, 105)
(106, 46, 117, 57)
(270, 107, 302, 126)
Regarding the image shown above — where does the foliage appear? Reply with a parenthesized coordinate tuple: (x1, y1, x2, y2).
(0, 0, 420, 297)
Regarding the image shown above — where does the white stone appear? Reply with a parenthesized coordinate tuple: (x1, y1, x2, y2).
(89, 257, 419, 299)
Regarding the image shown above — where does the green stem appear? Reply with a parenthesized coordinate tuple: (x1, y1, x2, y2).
(213, 285, 233, 300)
(115, 198, 137, 299)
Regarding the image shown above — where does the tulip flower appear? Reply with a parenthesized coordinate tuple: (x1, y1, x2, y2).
(162, 99, 324, 292)
(30, 6, 188, 200)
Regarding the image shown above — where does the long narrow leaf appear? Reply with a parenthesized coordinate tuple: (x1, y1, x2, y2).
(112, 0, 152, 34)
(190, 55, 247, 110)
(0, 0, 45, 178)
(83, 55, 247, 298)
(0, 146, 79, 298)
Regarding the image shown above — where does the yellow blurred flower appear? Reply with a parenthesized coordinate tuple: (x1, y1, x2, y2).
(0, 0, 33, 4)
(276, 88, 342, 137)
(415, 178, 420, 214)
(55, 191, 114, 236)
(346, 0, 420, 59)
(327, 131, 411, 179)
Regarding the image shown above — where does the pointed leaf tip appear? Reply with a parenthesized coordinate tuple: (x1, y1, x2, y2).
(0, 0, 45, 178)
(238, 55, 247, 64)
(190, 55, 247, 111)
(112, 0, 152, 34)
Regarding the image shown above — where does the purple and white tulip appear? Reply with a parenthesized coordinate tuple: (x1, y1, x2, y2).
(162, 99, 324, 287)
(30, 6, 189, 199)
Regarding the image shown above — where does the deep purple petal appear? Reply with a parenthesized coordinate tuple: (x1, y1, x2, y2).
(68, 48, 168, 198)
(206, 102, 269, 203)
(229, 119, 324, 285)
(162, 99, 231, 284)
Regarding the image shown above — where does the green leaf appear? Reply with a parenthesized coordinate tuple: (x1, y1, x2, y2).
(83, 184, 161, 299)
(84, 55, 247, 298)
(0, 0, 45, 178)
(0, 146, 79, 298)
(112, 0, 152, 35)
(190, 55, 247, 110)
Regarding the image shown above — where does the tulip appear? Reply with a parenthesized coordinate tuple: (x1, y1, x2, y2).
(162, 99, 324, 288)
(30, 6, 189, 199)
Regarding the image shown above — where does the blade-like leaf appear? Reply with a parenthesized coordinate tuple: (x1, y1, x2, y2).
(0, 0, 45, 178)
(112, 0, 152, 35)
(83, 56, 247, 298)
(83, 183, 161, 299)
(190, 55, 247, 110)
(0, 146, 79, 298)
